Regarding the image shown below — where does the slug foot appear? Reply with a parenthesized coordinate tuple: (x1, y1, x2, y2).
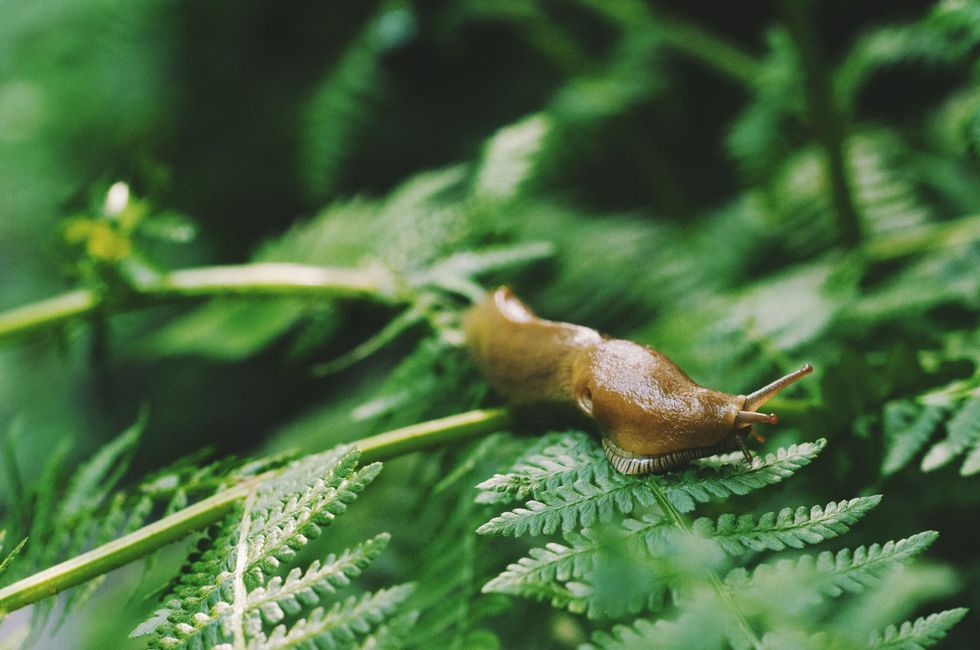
(602, 437, 737, 476)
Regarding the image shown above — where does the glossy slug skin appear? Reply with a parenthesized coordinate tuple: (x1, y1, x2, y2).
(464, 287, 812, 474)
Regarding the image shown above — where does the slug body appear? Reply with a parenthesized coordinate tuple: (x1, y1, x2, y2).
(464, 287, 812, 475)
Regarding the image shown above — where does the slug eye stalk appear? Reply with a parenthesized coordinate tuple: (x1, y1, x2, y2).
(743, 363, 813, 412)
(735, 364, 813, 464)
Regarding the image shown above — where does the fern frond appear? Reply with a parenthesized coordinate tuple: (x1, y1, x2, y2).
(849, 133, 932, 234)
(868, 607, 969, 649)
(725, 531, 939, 599)
(582, 614, 724, 650)
(837, 0, 980, 109)
(657, 439, 827, 513)
(139, 446, 392, 649)
(483, 534, 598, 596)
(300, 9, 396, 202)
(246, 533, 390, 627)
(921, 397, 980, 474)
(58, 408, 146, 519)
(246, 457, 382, 581)
(349, 336, 486, 426)
(486, 559, 593, 617)
(353, 611, 420, 650)
(477, 438, 827, 535)
(881, 401, 945, 475)
(476, 463, 656, 537)
(726, 28, 804, 179)
(475, 431, 599, 504)
(691, 496, 882, 554)
(481, 522, 668, 619)
(250, 584, 414, 650)
(0, 537, 26, 579)
(473, 113, 551, 202)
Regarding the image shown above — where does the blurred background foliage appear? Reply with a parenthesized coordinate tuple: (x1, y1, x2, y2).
(0, 0, 978, 647)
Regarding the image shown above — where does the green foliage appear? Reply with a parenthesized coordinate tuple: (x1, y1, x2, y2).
(881, 332, 980, 476)
(476, 431, 826, 537)
(723, 531, 938, 599)
(869, 608, 970, 649)
(691, 496, 882, 555)
(0, 414, 152, 630)
(135, 446, 409, 649)
(300, 5, 414, 203)
(1, 0, 979, 648)
(476, 432, 956, 645)
(583, 614, 725, 650)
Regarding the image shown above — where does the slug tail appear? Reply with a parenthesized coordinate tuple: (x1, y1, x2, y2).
(743, 363, 813, 412)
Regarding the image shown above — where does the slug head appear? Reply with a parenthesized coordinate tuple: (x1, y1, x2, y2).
(573, 339, 812, 466)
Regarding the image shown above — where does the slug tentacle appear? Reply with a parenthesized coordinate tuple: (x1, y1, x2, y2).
(743, 364, 813, 412)
(735, 411, 778, 427)
(464, 287, 812, 476)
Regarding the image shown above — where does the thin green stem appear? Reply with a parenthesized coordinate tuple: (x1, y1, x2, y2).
(652, 13, 762, 84)
(358, 408, 512, 463)
(0, 479, 256, 614)
(575, 0, 762, 84)
(0, 408, 511, 614)
(647, 480, 763, 650)
(0, 290, 97, 342)
(0, 263, 395, 342)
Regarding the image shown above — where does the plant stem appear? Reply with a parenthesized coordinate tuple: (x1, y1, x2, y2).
(651, 12, 762, 84)
(575, 0, 762, 84)
(358, 408, 512, 463)
(781, 0, 862, 248)
(0, 479, 256, 614)
(0, 263, 395, 342)
(647, 481, 763, 650)
(0, 290, 98, 342)
(0, 408, 511, 614)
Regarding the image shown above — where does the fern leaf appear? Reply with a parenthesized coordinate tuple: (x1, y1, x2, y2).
(868, 607, 969, 649)
(837, 0, 980, 109)
(656, 439, 827, 513)
(476, 462, 657, 537)
(246, 458, 382, 581)
(59, 409, 146, 520)
(246, 533, 391, 627)
(353, 611, 420, 650)
(139, 446, 386, 648)
(486, 562, 592, 617)
(483, 515, 668, 593)
(477, 439, 827, 535)
(0, 536, 26, 579)
(881, 401, 944, 475)
(250, 584, 414, 650)
(474, 113, 551, 202)
(412, 241, 554, 297)
(960, 441, 980, 476)
(300, 12, 390, 202)
(483, 534, 598, 596)
(921, 398, 980, 472)
(475, 431, 599, 504)
(583, 614, 724, 650)
(725, 531, 938, 599)
(692, 496, 882, 554)
(482, 521, 669, 619)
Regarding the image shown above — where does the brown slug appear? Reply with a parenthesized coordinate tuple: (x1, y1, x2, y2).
(464, 287, 812, 475)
